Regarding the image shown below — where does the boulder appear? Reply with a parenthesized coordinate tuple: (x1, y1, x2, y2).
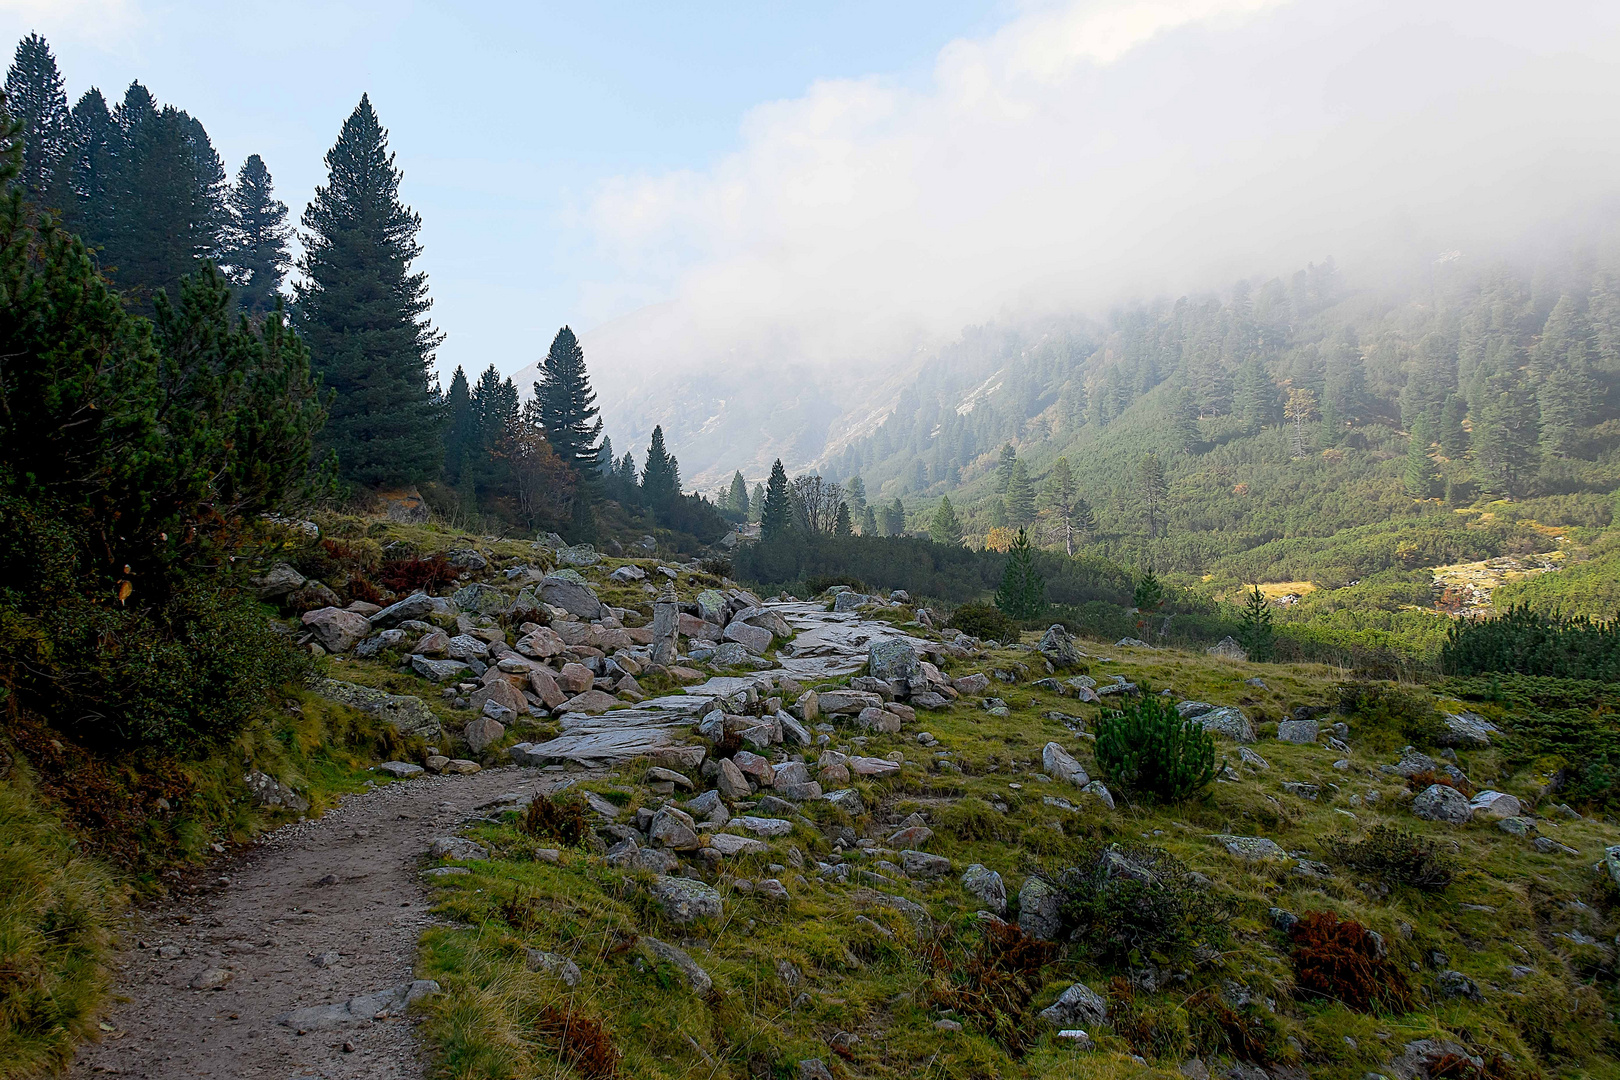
(378, 761, 424, 778)
(717, 757, 751, 799)
(901, 850, 952, 879)
(1197, 706, 1256, 742)
(723, 620, 774, 656)
(649, 806, 701, 850)
(824, 788, 865, 816)
(313, 679, 442, 740)
(450, 582, 506, 615)
(1209, 835, 1288, 861)
(410, 655, 470, 683)
(1275, 719, 1318, 744)
(1037, 624, 1082, 669)
(515, 627, 566, 658)
(641, 936, 711, 993)
(1438, 711, 1498, 748)
(557, 663, 595, 694)
(1412, 783, 1472, 824)
(463, 716, 505, 754)
(557, 544, 600, 567)
(252, 562, 305, 600)
(651, 877, 724, 922)
(609, 564, 646, 583)
(429, 836, 489, 861)
(831, 591, 870, 613)
(1018, 876, 1063, 941)
(445, 634, 490, 662)
(242, 771, 309, 813)
(961, 864, 1007, 914)
(818, 689, 884, 715)
(1083, 780, 1116, 809)
(354, 628, 405, 658)
(540, 576, 603, 619)
(301, 606, 372, 653)
(868, 638, 923, 685)
(413, 628, 450, 655)
(287, 580, 341, 613)
(1042, 742, 1090, 786)
(471, 678, 527, 717)
(559, 690, 620, 713)
(856, 707, 902, 734)
(1206, 636, 1247, 661)
(527, 669, 567, 709)
(1469, 790, 1522, 819)
(1039, 981, 1108, 1028)
(951, 672, 990, 695)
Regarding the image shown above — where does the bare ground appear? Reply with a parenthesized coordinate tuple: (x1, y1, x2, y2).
(70, 765, 584, 1080)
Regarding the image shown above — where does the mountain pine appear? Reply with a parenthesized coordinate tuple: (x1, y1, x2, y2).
(221, 153, 290, 314)
(929, 495, 963, 546)
(994, 527, 1046, 621)
(296, 95, 443, 487)
(761, 459, 792, 540)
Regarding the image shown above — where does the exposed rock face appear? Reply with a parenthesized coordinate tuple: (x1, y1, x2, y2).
(1042, 742, 1089, 786)
(301, 606, 372, 652)
(1412, 783, 1472, 824)
(1018, 876, 1062, 941)
(961, 864, 1007, 914)
(452, 582, 505, 615)
(541, 576, 603, 619)
(1037, 625, 1082, 669)
(1207, 636, 1247, 661)
(1039, 981, 1108, 1028)
(313, 679, 442, 739)
(1438, 711, 1498, 748)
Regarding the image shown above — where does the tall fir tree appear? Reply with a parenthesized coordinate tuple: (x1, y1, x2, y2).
(534, 325, 602, 482)
(1005, 458, 1035, 526)
(996, 443, 1017, 491)
(295, 94, 443, 486)
(1237, 585, 1275, 661)
(994, 527, 1046, 621)
(845, 474, 867, 514)
(883, 497, 906, 536)
(726, 470, 749, 518)
(1169, 385, 1200, 451)
(1437, 393, 1469, 458)
(929, 495, 963, 546)
(4, 33, 68, 205)
(751, 482, 766, 523)
(597, 436, 614, 476)
(1532, 295, 1594, 459)
(1472, 387, 1538, 498)
(1042, 456, 1080, 555)
(221, 153, 290, 314)
(1403, 415, 1440, 499)
(1137, 451, 1168, 538)
(640, 425, 680, 507)
(860, 504, 879, 536)
(760, 459, 792, 540)
(1232, 357, 1276, 433)
(60, 88, 118, 249)
(833, 501, 853, 537)
(442, 366, 475, 483)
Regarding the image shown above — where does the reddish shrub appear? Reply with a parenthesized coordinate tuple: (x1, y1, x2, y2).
(923, 921, 1057, 1053)
(536, 1005, 620, 1077)
(377, 554, 456, 595)
(1289, 910, 1411, 1014)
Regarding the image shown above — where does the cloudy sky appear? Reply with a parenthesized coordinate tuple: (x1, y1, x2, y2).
(5, 0, 1620, 391)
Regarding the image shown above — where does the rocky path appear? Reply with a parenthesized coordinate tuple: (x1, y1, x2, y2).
(70, 766, 584, 1080)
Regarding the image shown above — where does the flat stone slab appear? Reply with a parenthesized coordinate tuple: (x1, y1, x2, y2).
(520, 727, 680, 766)
(729, 815, 795, 837)
(276, 980, 440, 1032)
(706, 833, 769, 856)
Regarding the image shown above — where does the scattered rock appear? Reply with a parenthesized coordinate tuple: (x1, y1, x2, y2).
(1275, 718, 1318, 744)
(1039, 981, 1108, 1027)
(1469, 790, 1522, 819)
(642, 936, 712, 993)
(190, 968, 233, 991)
(377, 761, 424, 779)
(1206, 637, 1247, 661)
(428, 836, 489, 861)
(901, 850, 952, 878)
(301, 606, 373, 653)
(1038, 624, 1083, 669)
(1437, 711, 1497, 749)
(961, 864, 1007, 914)
(1042, 741, 1090, 786)
(242, 770, 309, 813)
(1198, 706, 1256, 742)
(463, 716, 505, 754)
(1411, 784, 1472, 825)
(651, 876, 724, 922)
(1209, 835, 1288, 861)
(525, 950, 582, 987)
(276, 980, 441, 1031)
(1018, 876, 1062, 941)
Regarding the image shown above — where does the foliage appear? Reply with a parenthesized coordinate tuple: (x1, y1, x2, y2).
(760, 459, 792, 541)
(993, 527, 1046, 621)
(1325, 824, 1456, 891)
(1094, 694, 1217, 803)
(1053, 842, 1232, 963)
(1334, 681, 1441, 746)
(1132, 565, 1163, 611)
(1444, 674, 1620, 807)
(947, 603, 1019, 644)
(518, 794, 589, 848)
(1237, 585, 1275, 661)
(922, 920, 1056, 1053)
(378, 553, 456, 595)
(1440, 604, 1620, 681)
(1287, 910, 1412, 1014)
(220, 153, 290, 314)
(929, 495, 964, 545)
(535, 1004, 621, 1078)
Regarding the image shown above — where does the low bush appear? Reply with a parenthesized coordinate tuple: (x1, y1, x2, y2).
(922, 920, 1056, 1053)
(1440, 604, 1620, 681)
(947, 601, 1020, 643)
(1326, 825, 1456, 891)
(1094, 694, 1217, 803)
(1335, 681, 1442, 747)
(1106, 977, 1192, 1062)
(1053, 842, 1232, 964)
(378, 553, 457, 595)
(518, 795, 589, 847)
(937, 796, 1004, 841)
(535, 1004, 621, 1078)
(1288, 910, 1411, 1014)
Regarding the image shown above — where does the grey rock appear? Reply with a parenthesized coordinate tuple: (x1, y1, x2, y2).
(723, 620, 774, 656)
(1437, 711, 1497, 748)
(1175, 701, 1214, 718)
(717, 757, 751, 799)
(463, 716, 505, 754)
(651, 875, 724, 922)
(429, 836, 489, 861)
(1039, 981, 1108, 1027)
(1275, 718, 1318, 744)
(409, 655, 472, 683)
(1437, 969, 1482, 1001)
(1018, 876, 1062, 941)
(799, 1061, 835, 1080)
(649, 805, 701, 850)
(1411, 784, 1472, 825)
(1083, 780, 1116, 809)
(961, 864, 1007, 914)
(557, 544, 600, 567)
(823, 788, 865, 816)
(609, 564, 646, 582)
(868, 638, 922, 685)
(276, 980, 441, 1030)
(1532, 836, 1578, 856)
(1390, 1039, 1483, 1080)
(368, 591, 437, 629)
(301, 606, 373, 653)
(540, 575, 603, 619)
(377, 761, 424, 779)
(452, 582, 507, 615)
(1199, 706, 1256, 742)
(242, 770, 309, 813)
(901, 850, 952, 878)
(1469, 790, 1521, 819)
(1042, 742, 1089, 786)
(1391, 748, 1437, 777)
(1498, 816, 1536, 837)
(445, 633, 491, 661)
(252, 562, 306, 599)
(1206, 636, 1247, 661)
(1038, 624, 1082, 669)
(190, 968, 233, 990)
(1238, 747, 1270, 769)
(354, 627, 405, 658)
(642, 936, 712, 993)
(1209, 834, 1288, 861)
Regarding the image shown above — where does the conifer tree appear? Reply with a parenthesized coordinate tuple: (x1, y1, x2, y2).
(883, 497, 905, 536)
(1137, 452, 1168, 538)
(1005, 458, 1036, 526)
(929, 495, 963, 546)
(1232, 357, 1276, 433)
(833, 501, 853, 537)
(987, 496, 1008, 529)
(845, 474, 867, 514)
(442, 367, 474, 483)
(760, 459, 792, 540)
(1042, 456, 1080, 555)
(296, 94, 442, 486)
(861, 504, 879, 536)
(1472, 387, 1537, 498)
(1170, 385, 1201, 452)
(1237, 585, 1274, 661)
(1284, 386, 1317, 459)
(60, 88, 118, 248)
(997, 443, 1017, 491)
(640, 425, 680, 508)
(1438, 393, 1469, 458)
(751, 482, 766, 523)
(994, 527, 1046, 621)
(615, 452, 639, 498)
(4, 33, 68, 205)
(1403, 416, 1440, 499)
(1532, 295, 1594, 459)
(597, 436, 614, 476)
(534, 325, 602, 479)
(1073, 496, 1097, 538)
(727, 471, 749, 518)
(221, 153, 290, 314)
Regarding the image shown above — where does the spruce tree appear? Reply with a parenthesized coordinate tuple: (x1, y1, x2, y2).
(60, 88, 118, 249)
(727, 470, 749, 518)
(1473, 388, 1537, 498)
(1237, 585, 1274, 661)
(640, 425, 680, 508)
(997, 443, 1017, 491)
(833, 501, 853, 537)
(845, 474, 867, 514)
(760, 459, 792, 540)
(884, 497, 905, 536)
(994, 527, 1046, 621)
(1042, 456, 1079, 555)
(1403, 416, 1440, 499)
(534, 325, 602, 476)
(861, 504, 879, 536)
(1533, 295, 1594, 459)
(1437, 393, 1469, 458)
(1073, 496, 1097, 538)
(4, 33, 68, 205)
(751, 482, 766, 523)
(1137, 452, 1168, 538)
(296, 95, 443, 487)
(1170, 385, 1200, 451)
(929, 495, 963, 546)
(221, 153, 290, 314)
(1005, 458, 1036, 526)
(1284, 386, 1317, 458)
(1133, 566, 1164, 611)
(442, 366, 474, 483)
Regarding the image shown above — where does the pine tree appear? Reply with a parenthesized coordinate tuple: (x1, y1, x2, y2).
(1133, 566, 1164, 611)
(640, 425, 680, 508)
(994, 527, 1046, 621)
(296, 95, 443, 487)
(1437, 393, 1469, 458)
(883, 498, 906, 536)
(760, 459, 792, 540)
(1403, 416, 1440, 499)
(60, 88, 118, 249)
(751, 482, 766, 523)
(845, 474, 867, 514)
(1005, 458, 1036, 526)
(598, 436, 614, 476)
(4, 33, 68, 205)
(534, 325, 603, 476)
(727, 471, 749, 518)
(1472, 387, 1537, 498)
(442, 366, 474, 483)
(997, 443, 1017, 491)
(861, 504, 879, 536)
(1137, 452, 1168, 538)
(1232, 357, 1276, 433)
(929, 495, 964, 546)
(1073, 497, 1097, 538)
(1169, 385, 1200, 451)
(987, 496, 1008, 529)
(1237, 585, 1275, 661)
(833, 501, 853, 537)
(1042, 456, 1080, 555)
(1284, 386, 1317, 459)
(1532, 295, 1594, 459)
(221, 153, 290, 314)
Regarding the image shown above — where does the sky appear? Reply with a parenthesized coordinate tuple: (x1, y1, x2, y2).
(6, 0, 1620, 405)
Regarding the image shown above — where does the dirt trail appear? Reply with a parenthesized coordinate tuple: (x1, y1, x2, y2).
(71, 765, 584, 1080)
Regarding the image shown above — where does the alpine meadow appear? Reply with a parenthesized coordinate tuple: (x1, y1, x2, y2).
(2, 6, 1620, 1080)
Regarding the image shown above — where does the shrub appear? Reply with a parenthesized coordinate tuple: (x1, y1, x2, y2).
(1094, 694, 1217, 803)
(948, 602, 1020, 643)
(1107, 977, 1192, 1062)
(1186, 985, 1286, 1064)
(1440, 604, 1620, 681)
(922, 920, 1056, 1053)
(1288, 910, 1411, 1014)
(1336, 680, 1442, 746)
(1053, 842, 1232, 964)
(378, 554, 456, 595)
(1326, 825, 1456, 891)
(518, 794, 588, 847)
(535, 1005, 621, 1078)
